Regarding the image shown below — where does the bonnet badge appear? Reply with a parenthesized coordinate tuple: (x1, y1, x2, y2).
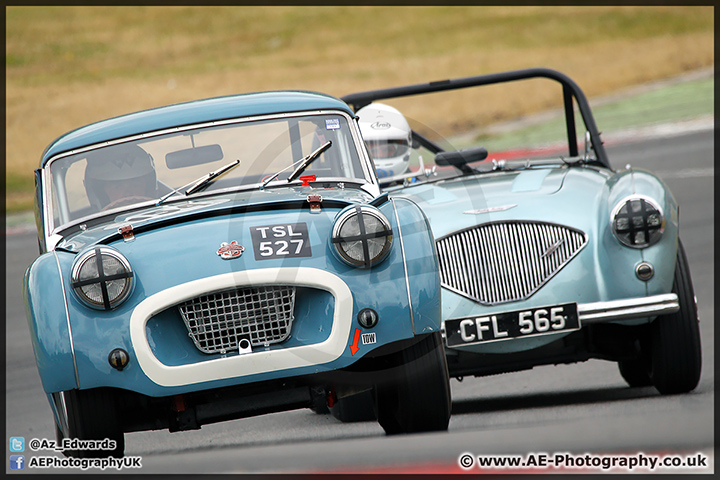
(464, 204, 518, 215)
(217, 241, 245, 260)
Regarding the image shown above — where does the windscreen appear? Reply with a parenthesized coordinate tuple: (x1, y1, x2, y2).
(47, 112, 367, 228)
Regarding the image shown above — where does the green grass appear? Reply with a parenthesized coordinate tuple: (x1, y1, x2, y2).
(7, 6, 713, 86)
(472, 75, 714, 152)
(6, 173, 34, 192)
(593, 77, 714, 127)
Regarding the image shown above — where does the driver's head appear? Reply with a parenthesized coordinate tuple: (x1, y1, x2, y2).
(357, 103, 412, 178)
(84, 143, 157, 210)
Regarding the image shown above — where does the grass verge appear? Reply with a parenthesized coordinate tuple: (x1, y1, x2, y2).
(6, 6, 714, 213)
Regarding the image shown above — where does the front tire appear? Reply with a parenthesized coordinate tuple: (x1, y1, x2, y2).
(62, 388, 124, 458)
(648, 240, 702, 394)
(373, 332, 451, 435)
(618, 357, 652, 387)
(330, 390, 376, 423)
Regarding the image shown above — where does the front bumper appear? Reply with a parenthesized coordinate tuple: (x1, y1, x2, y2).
(441, 293, 679, 353)
(442, 293, 679, 338)
(577, 293, 679, 324)
(443, 293, 680, 378)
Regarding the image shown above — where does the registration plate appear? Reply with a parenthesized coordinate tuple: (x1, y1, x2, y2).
(250, 223, 312, 260)
(444, 303, 580, 347)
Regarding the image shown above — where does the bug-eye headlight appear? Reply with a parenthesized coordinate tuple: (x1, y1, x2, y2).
(611, 195, 665, 248)
(71, 247, 134, 310)
(332, 205, 393, 268)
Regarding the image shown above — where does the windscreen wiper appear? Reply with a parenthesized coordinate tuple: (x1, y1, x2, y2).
(261, 141, 332, 189)
(156, 159, 241, 206)
(287, 141, 332, 182)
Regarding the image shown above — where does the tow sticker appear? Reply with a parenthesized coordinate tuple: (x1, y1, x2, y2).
(361, 332, 377, 345)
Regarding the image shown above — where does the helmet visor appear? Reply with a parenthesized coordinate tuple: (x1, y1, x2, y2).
(366, 139, 410, 160)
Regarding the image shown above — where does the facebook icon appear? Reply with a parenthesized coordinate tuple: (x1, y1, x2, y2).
(9, 455, 25, 470)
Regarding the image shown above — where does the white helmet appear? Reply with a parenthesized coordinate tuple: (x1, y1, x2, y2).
(84, 143, 157, 209)
(357, 103, 412, 178)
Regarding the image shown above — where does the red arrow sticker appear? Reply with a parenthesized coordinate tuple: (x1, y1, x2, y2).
(350, 328, 361, 355)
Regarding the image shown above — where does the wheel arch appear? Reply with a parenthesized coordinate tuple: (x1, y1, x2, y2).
(24, 252, 80, 394)
(386, 197, 442, 335)
(603, 167, 680, 297)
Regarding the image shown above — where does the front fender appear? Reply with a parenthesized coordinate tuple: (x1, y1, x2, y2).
(24, 252, 78, 393)
(387, 197, 442, 334)
(604, 167, 679, 297)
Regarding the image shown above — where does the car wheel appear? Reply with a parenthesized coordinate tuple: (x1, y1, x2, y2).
(618, 357, 652, 387)
(648, 240, 702, 394)
(309, 403, 330, 414)
(373, 332, 451, 435)
(330, 390, 376, 423)
(64, 388, 124, 458)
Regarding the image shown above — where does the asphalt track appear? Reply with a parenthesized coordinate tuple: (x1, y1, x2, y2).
(5, 129, 713, 474)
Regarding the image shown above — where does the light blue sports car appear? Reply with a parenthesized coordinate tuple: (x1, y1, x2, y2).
(24, 90, 451, 457)
(343, 68, 701, 398)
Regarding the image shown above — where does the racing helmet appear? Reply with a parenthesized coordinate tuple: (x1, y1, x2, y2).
(357, 103, 412, 178)
(84, 143, 157, 210)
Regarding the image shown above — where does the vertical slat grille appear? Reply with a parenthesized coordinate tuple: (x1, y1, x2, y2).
(178, 286, 295, 354)
(436, 221, 587, 305)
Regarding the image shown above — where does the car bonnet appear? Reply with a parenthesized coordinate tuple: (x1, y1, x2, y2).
(390, 166, 611, 239)
(54, 187, 373, 252)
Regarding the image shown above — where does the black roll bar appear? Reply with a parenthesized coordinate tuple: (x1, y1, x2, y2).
(341, 68, 610, 169)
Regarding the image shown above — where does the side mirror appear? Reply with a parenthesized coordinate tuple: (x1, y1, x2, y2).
(435, 146, 488, 173)
(166, 144, 224, 169)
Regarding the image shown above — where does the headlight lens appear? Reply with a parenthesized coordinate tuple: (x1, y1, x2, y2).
(611, 195, 665, 248)
(332, 205, 393, 268)
(71, 247, 134, 310)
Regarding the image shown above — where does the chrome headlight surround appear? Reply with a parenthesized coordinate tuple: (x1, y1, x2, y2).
(71, 246, 134, 310)
(611, 194, 665, 248)
(332, 205, 393, 268)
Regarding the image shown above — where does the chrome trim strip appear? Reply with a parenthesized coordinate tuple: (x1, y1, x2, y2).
(578, 293, 679, 324)
(391, 198, 415, 334)
(54, 251, 80, 388)
(56, 392, 70, 436)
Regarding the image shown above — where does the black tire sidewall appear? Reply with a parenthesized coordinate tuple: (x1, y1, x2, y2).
(374, 332, 451, 434)
(64, 388, 124, 458)
(649, 240, 702, 394)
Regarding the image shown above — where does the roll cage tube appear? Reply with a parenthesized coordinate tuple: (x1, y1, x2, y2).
(341, 67, 611, 169)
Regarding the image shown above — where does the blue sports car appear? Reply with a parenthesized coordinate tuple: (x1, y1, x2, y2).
(343, 68, 701, 397)
(24, 91, 451, 457)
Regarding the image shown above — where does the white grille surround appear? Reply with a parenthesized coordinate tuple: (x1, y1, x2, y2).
(179, 285, 296, 354)
(436, 220, 588, 305)
(130, 268, 353, 388)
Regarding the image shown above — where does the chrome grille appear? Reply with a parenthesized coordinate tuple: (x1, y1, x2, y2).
(436, 221, 587, 305)
(179, 286, 295, 354)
